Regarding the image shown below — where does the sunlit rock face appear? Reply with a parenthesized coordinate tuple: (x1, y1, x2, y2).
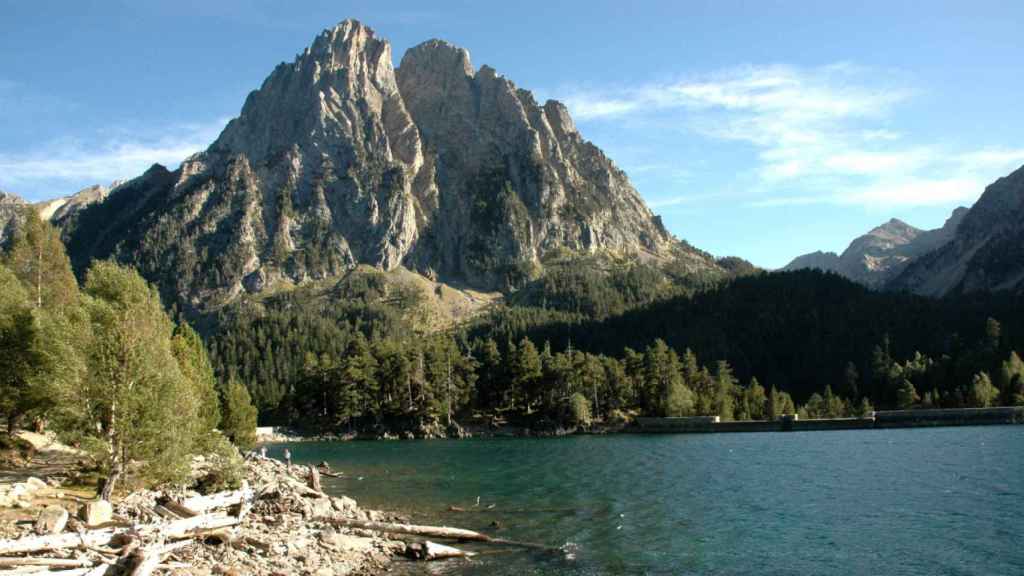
(62, 20, 714, 314)
(890, 165, 1024, 296)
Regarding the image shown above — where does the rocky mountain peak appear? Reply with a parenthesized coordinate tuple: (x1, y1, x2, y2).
(399, 39, 474, 79)
(62, 19, 713, 315)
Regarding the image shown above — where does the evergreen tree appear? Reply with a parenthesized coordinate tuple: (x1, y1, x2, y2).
(221, 375, 258, 450)
(509, 337, 542, 411)
(0, 265, 46, 434)
(746, 377, 768, 420)
(601, 356, 633, 413)
(335, 334, 377, 426)
(643, 340, 693, 416)
(713, 360, 737, 421)
(171, 323, 221, 439)
(3, 207, 78, 310)
(475, 338, 503, 409)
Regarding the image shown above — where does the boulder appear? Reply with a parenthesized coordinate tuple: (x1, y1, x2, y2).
(35, 505, 69, 535)
(79, 499, 113, 526)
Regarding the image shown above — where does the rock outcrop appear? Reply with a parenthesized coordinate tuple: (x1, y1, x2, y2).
(890, 164, 1024, 296)
(36, 183, 119, 227)
(62, 20, 715, 313)
(783, 208, 966, 288)
(0, 190, 28, 246)
(396, 40, 679, 287)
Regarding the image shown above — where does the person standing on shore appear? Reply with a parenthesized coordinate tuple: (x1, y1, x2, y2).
(283, 448, 292, 469)
(260, 445, 267, 459)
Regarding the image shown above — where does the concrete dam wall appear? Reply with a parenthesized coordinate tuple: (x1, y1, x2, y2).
(634, 406, 1024, 434)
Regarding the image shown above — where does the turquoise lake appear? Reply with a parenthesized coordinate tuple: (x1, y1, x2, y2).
(270, 427, 1024, 575)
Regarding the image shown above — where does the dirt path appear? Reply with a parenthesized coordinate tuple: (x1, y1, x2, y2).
(0, 431, 93, 537)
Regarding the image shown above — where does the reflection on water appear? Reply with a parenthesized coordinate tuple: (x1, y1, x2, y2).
(272, 426, 1024, 575)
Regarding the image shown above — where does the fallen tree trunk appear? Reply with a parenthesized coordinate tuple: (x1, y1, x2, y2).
(0, 557, 97, 568)
(406, 541, 477, 561)
(147, 514, 240, 540)
(322, 518, 558, 552)
(0, 529, 117, 555)
(179, 485, 253, 513)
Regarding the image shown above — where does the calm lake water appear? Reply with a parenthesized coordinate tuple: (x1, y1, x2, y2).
(272, 427, 1024, 575)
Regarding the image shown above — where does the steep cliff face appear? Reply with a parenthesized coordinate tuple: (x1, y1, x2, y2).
(62, 20, 713, 312)
(890, 165, 1024, 296)
(396, 40, 678, 288)
(0, 191, 28, 246)
(783, 209, 966, 288)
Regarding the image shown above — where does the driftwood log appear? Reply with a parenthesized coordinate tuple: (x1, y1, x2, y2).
(322, 518, 559, 552)
(406, 540, 477, 561)
(0, 557, 97, 568)
(0, 528, 118, 555)
(179, 485, 252, 513)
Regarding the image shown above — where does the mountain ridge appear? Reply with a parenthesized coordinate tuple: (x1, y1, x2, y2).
(783, 206, 967, 287)
(889, 164, 1024, 295)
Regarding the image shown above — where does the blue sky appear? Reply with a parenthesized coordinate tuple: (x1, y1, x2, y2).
(1, 1, 1022, 268)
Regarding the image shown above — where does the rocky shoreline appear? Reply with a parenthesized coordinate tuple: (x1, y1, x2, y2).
(0, 454, 413, 575)
(258, 419, 630, 443)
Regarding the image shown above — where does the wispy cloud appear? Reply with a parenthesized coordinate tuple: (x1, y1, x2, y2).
(0, 119, 228, 199)
(561, 64, 1024, 209)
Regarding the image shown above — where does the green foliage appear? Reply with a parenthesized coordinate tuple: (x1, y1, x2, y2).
(172, 323, 221, 440)
(998, 351, 1024, 405)
(896, 380, 920, 409)
(3, 207, 79, 310)
(221, 376, 258, 450)
(568, 392, 592, 426)
(68, 262, 203, 496)
(969, 372, 999, 408)
(194, 432, 245, 493)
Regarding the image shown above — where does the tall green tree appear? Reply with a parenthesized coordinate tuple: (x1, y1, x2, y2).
(171, 323, 221, 439)
(221, 375, 258, 450)
(0, 265, 46, 434)
(713, 361, 737, 421)
(509, 337, 542, 411)
(3, 207, 78, 310)
(72, 262, 202, 499)
(745, 377, 768, 420)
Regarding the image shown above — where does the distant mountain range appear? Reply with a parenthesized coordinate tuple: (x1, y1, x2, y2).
(782, 208, 968, 288)
(784, 164, 1024, 296)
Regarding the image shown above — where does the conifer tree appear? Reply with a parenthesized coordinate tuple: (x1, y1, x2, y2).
(510, 337, 541, 411)
(221, 375, 258, 450)
(171, 323, 221, 439)
(3, 207, 78, 311)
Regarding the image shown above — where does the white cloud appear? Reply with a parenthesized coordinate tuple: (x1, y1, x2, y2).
(560, 64, 1024, 210)
(0, 119, 228, 198)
